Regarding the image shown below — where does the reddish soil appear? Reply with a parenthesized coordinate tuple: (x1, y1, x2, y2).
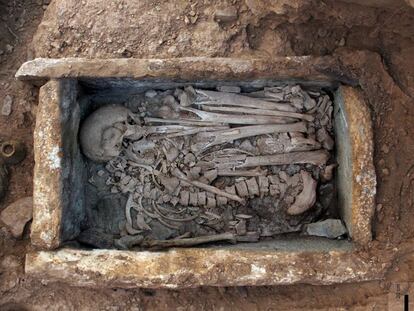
(1, 0, 414, 310)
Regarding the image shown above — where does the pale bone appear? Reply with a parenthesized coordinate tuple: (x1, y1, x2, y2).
(235, 180, 249, 197)
(195, 89, 296, 112)
(143, 232, 236, 249)
(206, 196, 216, 208)
(320, 163, 337, 182)
(287, 170, 317, 215)
(136, 214, 152, 231)
(80, 105, 132, 162)
(316, 128, 334, 150)
(165, 126, 229, 138)
(172, 168, 244, 203)
(234, 150, 330, 168)
(217, 167, 267, 177)
(125, 194, 142, 235)
(145, 117, 222, 126)
(180, 106, 292, 125)
(150, 201, 180, 229)
(189, 192, 198, 206)
(203, 169, 218, 182)
(153, 203, 199, 222)
(287, 136, 322, 152)
(198, 191, 207, 206)
(216, 196, 227, 206)
(191, 122, 307, 153)
(201, 105, 314, 122)
(246, 177, 260, 196)
(180, 190, 190, 206)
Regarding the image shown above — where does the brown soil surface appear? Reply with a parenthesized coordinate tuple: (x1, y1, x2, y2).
(1, 0, 414, 309)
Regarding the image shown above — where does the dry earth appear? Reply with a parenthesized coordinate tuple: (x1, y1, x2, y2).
(0, 0, 414, 310)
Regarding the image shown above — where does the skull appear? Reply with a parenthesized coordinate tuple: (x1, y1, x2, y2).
(80, 105, 140, 162)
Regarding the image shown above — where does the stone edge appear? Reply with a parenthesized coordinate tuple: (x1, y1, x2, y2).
(338, 86, 376, 245)
(15, 57, 338, 82)
(25, 248, 389, 288)
(32, 80, 64, 249)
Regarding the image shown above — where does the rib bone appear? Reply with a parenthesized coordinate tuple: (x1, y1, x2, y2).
(287, 170, 317, 215)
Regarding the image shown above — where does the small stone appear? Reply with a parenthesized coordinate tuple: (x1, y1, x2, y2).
(1, 255, 21, 269)
(216, 85, 241, 93)
(144, 90, 157, 98)
(235, 220, 247, 235)
(376, 204, 383, 212)
(214, 7, 238, 23)
(382, 168, 390, 176)
(304, 219, 347, 239)
(338, 37, 346, 46)
(0, 197, 33, 238)
(5, 44, 13, 53)
(2, 95, 13, 116)
(184, 15, 190, 25)
(381, 144, 390, 154)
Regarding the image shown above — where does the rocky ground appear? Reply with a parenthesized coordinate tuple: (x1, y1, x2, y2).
(0, 0, 414, 310)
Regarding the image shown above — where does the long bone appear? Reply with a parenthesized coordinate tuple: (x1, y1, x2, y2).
(144, 117, 222, 126)
(191, 122, 307, 153)
(201, 105, 314, 122)
(236, 150, 330, 168)
(179, 106, 291, 125)
(195, 89, 297, 112)
(143, 232, 237, 249)
(208, 150, 329, 169)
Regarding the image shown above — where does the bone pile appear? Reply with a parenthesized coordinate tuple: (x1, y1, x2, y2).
(82, 84, 336, 248)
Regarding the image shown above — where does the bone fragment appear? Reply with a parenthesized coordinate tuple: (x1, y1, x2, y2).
(191, 122, 307, 153)
(217, 167, 267, 177)
(258, 176, 269, 195)
(201, 105, 314, 122)
(198, 191, 207, 206)
(136, 214, 152, 231)
(225, 185, 236, 195)
(180, 190, 190, 206)
(172, 168, 244, 203)
(195, 90, 296, 112)
(180, 106, 292, 125)
(143, 232, 237, 249)
(159, 175, 180, 193)
(287, 170, 317, 215)
(235, 220, 247, 235)
(216, 196, 227, 206)
(235, 180, 249, 197)
(246, 177, 260, 196)
(166, 125, 229, 138)
(189, 192, 198, 206)
(145, 117, 222, 126)
(316, 128, 334, 150)
(206, 196, 217, 208)
(203, 169, 218, 182)
(320, 163, 337, 182)
(237, 150, 330, 168)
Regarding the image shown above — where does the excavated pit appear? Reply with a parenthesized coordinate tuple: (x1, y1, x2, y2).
(17, 57, 377, 287)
